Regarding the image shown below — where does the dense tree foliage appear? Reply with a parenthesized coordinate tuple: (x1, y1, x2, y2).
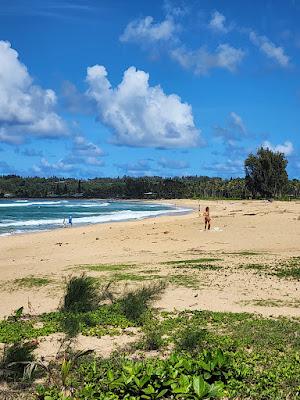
(245, 147, 289, 198)
(0, 174, 299, 199)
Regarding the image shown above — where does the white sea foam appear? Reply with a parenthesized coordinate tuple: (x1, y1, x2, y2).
(0, 229, 42, 237)
(65, 202, 110, 208)
(0, 207, 191, 229)
(0, 201, 65, 207)
(0, 203, 31, 207)
(0, 218, 63, 227)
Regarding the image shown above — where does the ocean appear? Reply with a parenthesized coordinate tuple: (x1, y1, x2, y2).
(0, 199, 190, 236)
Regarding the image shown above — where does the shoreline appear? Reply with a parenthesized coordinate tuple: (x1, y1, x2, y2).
(0, 199, 194, 239)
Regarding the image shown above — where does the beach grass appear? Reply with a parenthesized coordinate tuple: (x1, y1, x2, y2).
(242, 263, 267, 271)
(13, 276, 52, 289)
(274, 256, 300, 279)
(163, 257, 222, 265)
(240, 298, 300, 308)
(224, 250, 265, 256)
(139, 268, 161, 274)
(112, 272, 162, 282)
(78, 263, 135, 272)
(168, 273, 200, 288)
(174, 263, 222, 271)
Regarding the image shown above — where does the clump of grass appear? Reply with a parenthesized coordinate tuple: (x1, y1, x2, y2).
(174, 264, 221, 271)
(242, 263, 267, 271)
(242, 298, 300, 308)
(61, 275, 99, 313)
(60, 314, 81, 337)
(113, 272, 162, 282)
(79, 264, 134, 272)
(120, 282, 166, 324)
(276, 268, 300, 279)
(226, 251, 262, 256)
(274, 257, 300, 279)
(175, 325, 207, 353)
(164, 258, 221, 265)
(139, 269, 161, 274)
(14, 276, 52, 288)
(169, 274, 199, 288)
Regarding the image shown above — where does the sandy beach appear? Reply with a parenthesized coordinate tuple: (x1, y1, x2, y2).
(0, 199, 299, 319)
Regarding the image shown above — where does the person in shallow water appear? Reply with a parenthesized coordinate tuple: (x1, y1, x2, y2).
(203, 206, 211, 230)
(68, 215, 73, 226)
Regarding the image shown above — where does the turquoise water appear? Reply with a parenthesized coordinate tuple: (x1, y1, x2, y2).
(0, 199, 190, 236)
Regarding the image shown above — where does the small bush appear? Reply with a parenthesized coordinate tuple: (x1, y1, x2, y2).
(176, 326, 207, 353)
(61, 275, 99, 313)
(120, 282, 166, 324)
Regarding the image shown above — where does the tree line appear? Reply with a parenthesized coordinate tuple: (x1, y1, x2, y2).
(0, 175, 299, 200)
(0, 148, 299, 199)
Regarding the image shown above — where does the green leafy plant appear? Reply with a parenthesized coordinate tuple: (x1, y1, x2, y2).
(61, 350, 94, 387)
(38, 351, 227, 399)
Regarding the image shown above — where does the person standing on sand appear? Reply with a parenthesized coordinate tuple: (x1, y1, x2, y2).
(68, 215, 73, 227)
(203, 206, 211, 230)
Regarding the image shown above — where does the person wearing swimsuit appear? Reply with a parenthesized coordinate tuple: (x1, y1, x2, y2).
(203, 206, 211, 230)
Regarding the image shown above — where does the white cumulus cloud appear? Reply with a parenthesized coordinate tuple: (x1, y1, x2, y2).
(209, 11, 230, 33)
(120, 16, 177, 44)
(249, 31, 290, 67)
(171, 43, 245, 75)
(262, 140, 294, 156)
(0, 41, 67, 144)
(86, 65, 201, 148)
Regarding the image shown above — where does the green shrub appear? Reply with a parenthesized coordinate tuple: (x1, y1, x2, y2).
(120, 282, 166, 324)
(61, 275, 99, 313)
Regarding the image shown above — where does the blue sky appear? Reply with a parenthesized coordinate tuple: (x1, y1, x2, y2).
(0, 0, 299, 179)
